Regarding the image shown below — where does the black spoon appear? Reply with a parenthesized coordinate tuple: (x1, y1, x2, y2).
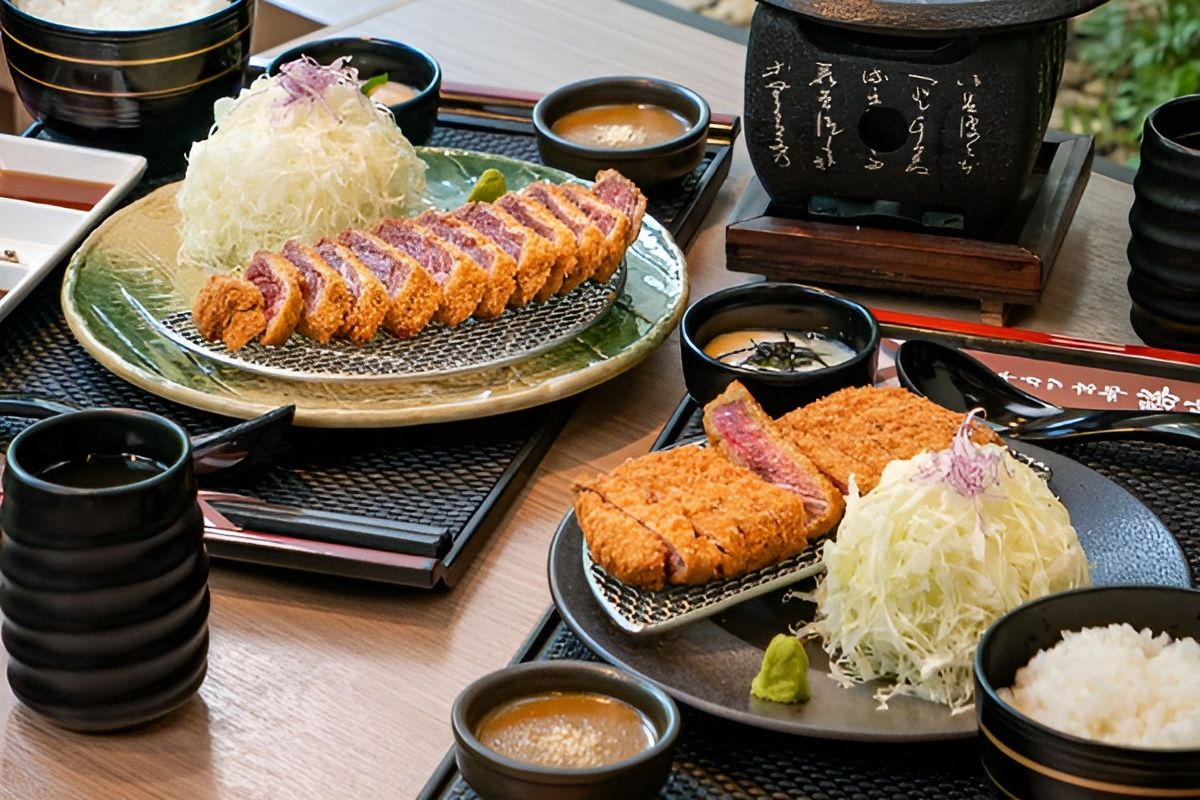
(0, 395, 294, 483)
(894, 339, 1200, 448)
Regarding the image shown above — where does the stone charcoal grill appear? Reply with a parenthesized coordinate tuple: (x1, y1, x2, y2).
(744, 0, 1107, 236)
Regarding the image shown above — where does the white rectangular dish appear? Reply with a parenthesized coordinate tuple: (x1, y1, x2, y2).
(0, 135, 146, 323)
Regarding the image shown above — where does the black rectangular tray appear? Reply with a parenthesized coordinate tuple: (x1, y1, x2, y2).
(7, 89, 740, 588)
(418, 320, 1200, 798)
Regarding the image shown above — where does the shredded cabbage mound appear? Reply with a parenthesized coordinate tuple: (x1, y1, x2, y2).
(799, 427, 1090, 713)
(177, 57, 427, 269)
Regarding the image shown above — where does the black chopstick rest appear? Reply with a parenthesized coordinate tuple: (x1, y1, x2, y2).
(208, 499, 452, 558)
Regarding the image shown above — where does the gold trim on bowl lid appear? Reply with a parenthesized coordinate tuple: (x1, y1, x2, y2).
(980, 723, 1200, 798)
(0, 22, 251, 66)
(7, 60, 242, 98)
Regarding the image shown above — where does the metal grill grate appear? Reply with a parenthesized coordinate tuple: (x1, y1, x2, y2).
(159, 267, 624, 382)
(583, 542, 827, 635)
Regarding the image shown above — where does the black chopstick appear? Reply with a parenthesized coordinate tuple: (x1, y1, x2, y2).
(206, 498, 452, 558)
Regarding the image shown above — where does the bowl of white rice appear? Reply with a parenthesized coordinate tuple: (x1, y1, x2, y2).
(975, 585, 1200, 800)
(0, 0, 253, 173)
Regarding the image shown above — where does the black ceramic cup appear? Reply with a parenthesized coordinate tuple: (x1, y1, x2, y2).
(1127, 94, 1200, 352)
(0, 409, 209, 732)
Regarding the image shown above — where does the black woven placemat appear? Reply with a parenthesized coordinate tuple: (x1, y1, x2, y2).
(422, 403, 1200, 800)
(3, 116, 727, 587)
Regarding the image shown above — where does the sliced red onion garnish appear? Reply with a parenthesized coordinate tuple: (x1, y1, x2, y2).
(274, 55, 358, 120)
(915, 409, 1002, 497)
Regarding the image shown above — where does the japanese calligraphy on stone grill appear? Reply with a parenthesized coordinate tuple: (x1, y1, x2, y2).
(958, 74, 983, 175)
(907, 73, 937, 176)
(862, 67, 888, 171)
(810, 62, 840, 171)
(762, 60, 792, 168)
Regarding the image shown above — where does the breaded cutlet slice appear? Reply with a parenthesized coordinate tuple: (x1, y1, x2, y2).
(777, 386, 1006, 494)
(415, 212, 517, 319)
(703, 381, 844, 538)
(449, 203, 555, 307)
(574, 446, 809, 590)
(313, 238, 390, 344)
(373, 217, 488, 327)
(243, 251, 304, 347)
(338, 229, 440, 339)
(560, 184, 631, 283)
(592, 169, 647, 248)
(496, 193, 577, 300)
(192, 274, 265, 351)
(522, 182, 607, 291)
(281, 240, 353, 343)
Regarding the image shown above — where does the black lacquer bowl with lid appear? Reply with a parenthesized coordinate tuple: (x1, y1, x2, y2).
(0, 0, 253, 172)
(0, 409, 209, 732)
(975, 586, 1200, 799)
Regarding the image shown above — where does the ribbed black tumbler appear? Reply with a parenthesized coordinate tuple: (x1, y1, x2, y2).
(0, 409, 209, 732)
(1128, 94, 1200, 351)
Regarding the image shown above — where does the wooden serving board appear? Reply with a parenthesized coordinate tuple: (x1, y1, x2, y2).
(726, 132, 1095, 325)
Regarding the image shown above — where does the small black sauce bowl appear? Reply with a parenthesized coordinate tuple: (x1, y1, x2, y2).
(0, 0, 253, 174)
(975, 586, 1200, 800)
(680, 283, 880, 416)
(452, 661, 680, 800)
(532, 76, 710, 188)
(267, 36, 440, 145)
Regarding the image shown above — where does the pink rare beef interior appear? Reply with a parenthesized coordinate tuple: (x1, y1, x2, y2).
(706, 401, 831, 518)
(244, 256, 287, 322)
(314, 241, 361, 296)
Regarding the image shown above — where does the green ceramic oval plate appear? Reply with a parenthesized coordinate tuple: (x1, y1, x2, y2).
(61, 148, 688, 428)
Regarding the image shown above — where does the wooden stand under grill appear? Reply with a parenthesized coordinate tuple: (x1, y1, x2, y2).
(726, 132, 1095, 326)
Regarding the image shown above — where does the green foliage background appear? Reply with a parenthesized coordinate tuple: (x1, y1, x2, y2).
(1064, 0, 1200, 164)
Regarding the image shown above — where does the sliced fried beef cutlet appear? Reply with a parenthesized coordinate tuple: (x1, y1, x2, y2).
(243, 251, 304, 346)
(338, 229, 440, 339)
(777, 386, 1006, 494)
(449, 203, 555, 307)
(374, 217, 487, 326)
(559, 183, 631, 283)
(313, 238, 390, 344)
(415, 211, 517, 319)
(591, 169, 647, 248)
(192, 274, 266, 351)
(495, 193, 577, 300)
(373, 217, 488, 327)
(703, 381, 844, 537)
(574, 446, 809, 590)
(281, 240, 353, 344)
(522, 182, 607, 290)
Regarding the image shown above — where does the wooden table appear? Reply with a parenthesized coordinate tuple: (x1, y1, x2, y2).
(0, 2, 1145, 798)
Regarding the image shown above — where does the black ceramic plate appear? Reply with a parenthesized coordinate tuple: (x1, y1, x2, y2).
(548, 442, 1192, 742)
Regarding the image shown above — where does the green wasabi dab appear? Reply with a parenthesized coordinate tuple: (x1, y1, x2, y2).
(467, 168, 507, 203)
(750, 634, 811, 703)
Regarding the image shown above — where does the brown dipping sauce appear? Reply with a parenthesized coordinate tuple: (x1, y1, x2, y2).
(551, 103, 689, 149)
(0, 169, 112, 211)
(36, 453, 168, 489)
(475, 691, 656, 769)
